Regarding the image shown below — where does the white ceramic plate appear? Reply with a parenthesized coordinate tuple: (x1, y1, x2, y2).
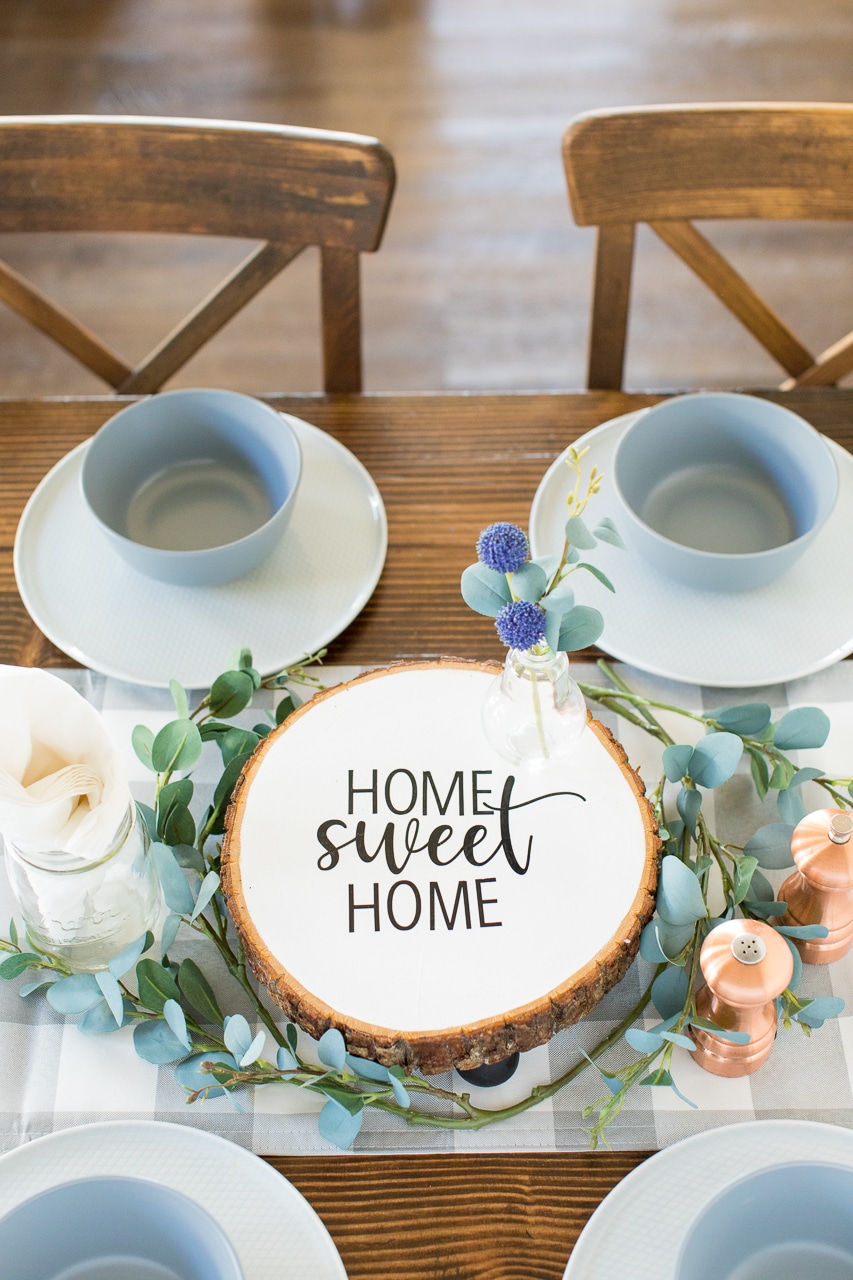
(530, 412, 853, 687)
(564, 1119, 853, 1279)
(0, 1119, 346, 1278)
(14, 414, 387, 688)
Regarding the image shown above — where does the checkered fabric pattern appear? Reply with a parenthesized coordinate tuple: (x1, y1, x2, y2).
(2, 663, 852, 1156)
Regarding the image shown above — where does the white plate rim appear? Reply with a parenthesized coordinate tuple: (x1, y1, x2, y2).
(530, 411, 853, 688)
(14, 413, 387, 688)
(564, 1118, 853, 1278)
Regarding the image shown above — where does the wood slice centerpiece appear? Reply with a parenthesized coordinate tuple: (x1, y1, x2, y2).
(221, 660, 659, 1074)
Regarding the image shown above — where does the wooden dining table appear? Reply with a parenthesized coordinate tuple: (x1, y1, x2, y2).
(3, 384, 853, 1279)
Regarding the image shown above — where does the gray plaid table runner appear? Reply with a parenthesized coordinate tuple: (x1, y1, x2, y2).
(2, 662, 851, 1155)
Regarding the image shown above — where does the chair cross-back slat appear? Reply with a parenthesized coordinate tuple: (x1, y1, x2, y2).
(563, 103, 853, 390)
(0, 116, 396, 393)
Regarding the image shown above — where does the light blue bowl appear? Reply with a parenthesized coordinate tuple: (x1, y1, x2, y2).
(677, 1161, 853, 1280)
(0, 1175, 244, 1279)
(612, 393, 838, 592)
(81, 389, 302, 587)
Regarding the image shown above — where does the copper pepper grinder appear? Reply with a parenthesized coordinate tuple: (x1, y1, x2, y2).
(690, 919, 793, 1076)
(780, 808, 853, 963)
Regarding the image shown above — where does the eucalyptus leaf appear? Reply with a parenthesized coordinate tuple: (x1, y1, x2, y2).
(769, 758, 796, 791)
(747, 868, 776, 902)
(651, 965, 689, 1019)
(689, 732, 743, 789)
(742, 899, 787, 919)
(592, 516, 625, 548)
(275, 694, 296, 725)
(544, 608, 562, 654)
(564, 515, 598, 550)
(784, 935, 804, 992)
(345, 1054, 390, 1083)
(657, 855, 707, 927)
(775, 923, 829, 940)
(731, 855, 760, 905)
(676, 786, 702, 838)
(511, 561, 547, 602)
(639, 921, 669, 964)
(460, 563, 512, 617)
(238, 1029, 266, 1067)
(318, 1027, 347, 1071)
(163, 998, 192, 1051)
(209, 670, 255, 719)
(175, 1051, 236, 1098)
(708, 703, 772, 736)
(748, 749, 770, 801)
(96, 970, 125, 1027)
(662, 744, 693, 783)
(162, 802, 196, 848)
(743, 824, 795, 869)
(137, 802, 158, 841)
(160, 913, 183, 960)
(277, 1045, 300, 1073)
(133, 1019, 189, 1065)
(79, 997, 133, 1034)
(575, 562, 615, 593)
(318, 1097, 364, 1149)
(625, 1026, 666, 1054)
(777, 788, 807, 826)
(178, 958, 223, 1025)
(223, 1013, 254, 1061)
(656, 919, 697, 962)
(131, 724, 155, 770)
(391, 1075, 411, 1108)
(0, 951, 44, 980)
(577, 1048, 623, 1096)
(150, 719, 203, 774)
(688, 1015, 750, 1045)
(18, 978, 54, 998)
(790, 766, 826, 787)
(793, 996, 845, 1028)
(46, 973, 101, 1015)
(659, 1030, 696, 1051)
(169, 679, 189, 720)
(540, 580, 575, 613)
(107, 931, 152, 980)
(190, 870, 221, 923)
(556, 605, 604, 652)
(151, 842, 195, 914)
(136, 957, 182, 1013)
(773, 706, 831, 750)
(171, 843, 205, 873)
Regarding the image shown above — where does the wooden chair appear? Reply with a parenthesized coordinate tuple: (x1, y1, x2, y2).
(0, 115, 395, 393)
(562, 103, 853, 391)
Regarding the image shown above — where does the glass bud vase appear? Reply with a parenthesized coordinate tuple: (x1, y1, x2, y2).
(481, 647, 587, 767)
(3, 803, 162, 972)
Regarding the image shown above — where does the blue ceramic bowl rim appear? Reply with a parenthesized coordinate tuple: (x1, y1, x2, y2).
(0, 1173, 245, 1279)
(611, 392, 839, 564)
(79, 387, 302, 562)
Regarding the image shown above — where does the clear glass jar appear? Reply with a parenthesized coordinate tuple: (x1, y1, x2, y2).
(3, 803, 161, 971)
(481, 647, 587, 767)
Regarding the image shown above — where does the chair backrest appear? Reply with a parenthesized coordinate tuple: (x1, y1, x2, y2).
(0, 115, 396, 393)
(562, 103, 853, 391)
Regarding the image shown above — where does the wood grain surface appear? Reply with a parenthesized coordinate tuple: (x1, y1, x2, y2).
(4, 386, 853, 1277)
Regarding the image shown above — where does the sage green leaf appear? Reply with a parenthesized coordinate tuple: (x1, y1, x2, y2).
(530, 554, 560, 580)
(190, 870, 221, 923)
(460, 563, 512, 617)
(318, 1097, 364, 1149)
(8, 918, 17, 947)
(784, 935, 803, 991)
(136, 957, 182, 1013)
(150, 719, 203, 773)
(689, 732, 743, 788)
(776, 923, 829, 940)
(171, 843, 204, 873)
(659, 1029, 696, 1051)
(556, 604, 604, 651)
(175, 1051, 236, 1097)
(662, 744, 693, 783)
(544, 608, 562, 654)
(278, 1045, 300, 1073)
(790, 766, 826, 787)
(169, 679, 189, 720)
(592, 516, 625, 549)
(575, 562, 616, 592)
(160, 913, 182, 959)
(747, 748, 769, 801)
(777, 788, 807, 826)
(732, 855, 759, 905)
(651, 965, 689, 1019)
(639, 921, 669, 963)
(625, 1026, 665, 1054)
(96, 970, 125, 1027)
(773, 706, 831, 750)
(676, 786, 702, 837)
(178, 957, 223, 1025)
(238, 1029, 265, 1067)
(286, 1023, 298, 1053)
(744, 823, 795, 869)
(318, 1027, 347, 1070)
(209, 669, 255, 719)
(657, 855, 707, 926)
(390, 1075, 411, 1108)
(46, 972, 101, 1014)
(223, 1013, 253, 1061)
(577, 1047, 623, 1096)
(18, 979, 54, 998)
(133, 1019, 189, 1065)
(689, 1015, 750, 1044)
(131, 723, 155, 770)
(156, 778, 193, 832)
(163, 998, 192, 1051)
(230, 647, 254, 671)
(107, 931, 152, 980)
(151, 842, 195, 914)
(654, 919, 696, 962)
(742, 899, 787, 919)
(0, 952, 43, 980)
(511, 561, 547, 602)
(218, 727, 259, 767)
(794, 996, 845, 1028)
(162, 802, 196, 847)
(540, 579, 575, 613)
(564, 515, 597, 550)
(79, 997, 133, 1034)
(769, 757, 796, 791)
(709, 703, 772, 736)
(275, 693, 296, 725)
(345, 1053, 390, 1083)
(211, 753, 253, 824)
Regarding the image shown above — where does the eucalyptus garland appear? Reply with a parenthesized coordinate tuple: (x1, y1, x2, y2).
(0, 650, 846, 1149)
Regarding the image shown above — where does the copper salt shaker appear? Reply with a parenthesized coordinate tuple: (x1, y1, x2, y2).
(780, 808, 853, 963)
(690, 919, 793, 1077)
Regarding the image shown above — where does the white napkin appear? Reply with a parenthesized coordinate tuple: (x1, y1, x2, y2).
(0, 667, 131, 860)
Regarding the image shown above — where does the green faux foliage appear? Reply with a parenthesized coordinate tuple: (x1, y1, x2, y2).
(0, 654, 848, 1151)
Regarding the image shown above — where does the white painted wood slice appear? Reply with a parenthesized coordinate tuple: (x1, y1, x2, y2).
(221, 660, 659, 1074)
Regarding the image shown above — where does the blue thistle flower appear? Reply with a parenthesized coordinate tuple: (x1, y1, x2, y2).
(477, 522, 529, 574)
(495, 600, 546, 650)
